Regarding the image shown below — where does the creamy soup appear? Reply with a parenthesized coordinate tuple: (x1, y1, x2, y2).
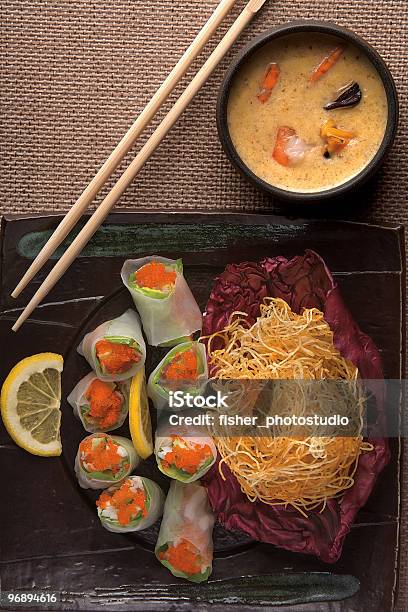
(227, 33, 388, 193)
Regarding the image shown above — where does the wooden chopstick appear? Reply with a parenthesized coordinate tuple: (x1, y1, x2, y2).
(11, 0, 237, 299)
(12, 0, 268, 332)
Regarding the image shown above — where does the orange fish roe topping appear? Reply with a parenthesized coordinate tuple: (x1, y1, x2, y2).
(162, 437, 212, 474)
(162, 349, 198, 381)
(85, 379, 124, 429)
(134, 261, 177, 291)
(97, 479, 148, 526)
(95, 339, 140, 375)
(80, 435, 125, 474)
(158, 539, 202, 575)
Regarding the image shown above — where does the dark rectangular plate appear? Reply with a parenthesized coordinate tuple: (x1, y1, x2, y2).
(0, 212, 404, 612)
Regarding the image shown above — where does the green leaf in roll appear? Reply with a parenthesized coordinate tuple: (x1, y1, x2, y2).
(77, 310, 146, 383)
(97, 476, 165, 533)
(129, 259, 183, 299)
(157, 453, 215, 483)
(120, 258, 202, 347)
(94, 336, 142, 378)
(156, 543, 212, 583)
(75, 433, 139, 489)
(155, 481, 215, 583)
(76, 376, 129, 433)
(147, 341, 208, 411)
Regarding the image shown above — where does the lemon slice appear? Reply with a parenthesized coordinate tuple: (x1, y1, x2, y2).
(129, 368, 153, 459)
(1, 353, 63, 456)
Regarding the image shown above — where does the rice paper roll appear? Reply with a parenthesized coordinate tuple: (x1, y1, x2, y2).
(67, 372, 129, 433)
(120, 257, 202, 346)
(77, 309, 146, 381)
(75, 433, 139, 490)
(96, 476, 165, 533)
(148, 341, 208, 411)
(155, 481, 215, 582)
(155, 420, 216, 483)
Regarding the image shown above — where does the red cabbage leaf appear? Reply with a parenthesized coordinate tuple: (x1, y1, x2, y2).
(201, 250, 390, 563)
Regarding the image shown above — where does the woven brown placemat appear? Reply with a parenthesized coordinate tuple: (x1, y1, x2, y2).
(1, 1, 407, 610)
(1, 0, 407, 222)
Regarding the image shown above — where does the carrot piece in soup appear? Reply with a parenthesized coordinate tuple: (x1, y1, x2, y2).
(272, 126, 296, 166)
(95, 339, 140, 374)
(257, 62, 280, 103)
(309, 45, 346, 83)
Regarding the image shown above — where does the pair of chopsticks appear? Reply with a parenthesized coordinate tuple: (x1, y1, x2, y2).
(11, 0, 268, 332)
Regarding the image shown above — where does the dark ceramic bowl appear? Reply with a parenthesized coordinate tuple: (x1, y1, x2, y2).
(217, 21, 399, 203)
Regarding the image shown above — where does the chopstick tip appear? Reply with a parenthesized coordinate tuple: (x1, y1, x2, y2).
(11, 314, 25, 332)
(11, 277, 27, 298)
(247, 0, 268, 13)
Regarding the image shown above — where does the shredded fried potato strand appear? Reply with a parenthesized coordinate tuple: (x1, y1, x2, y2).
(206, 298, 373, 515)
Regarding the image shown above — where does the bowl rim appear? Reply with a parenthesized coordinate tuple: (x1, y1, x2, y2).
(216, 19, 399, 202)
